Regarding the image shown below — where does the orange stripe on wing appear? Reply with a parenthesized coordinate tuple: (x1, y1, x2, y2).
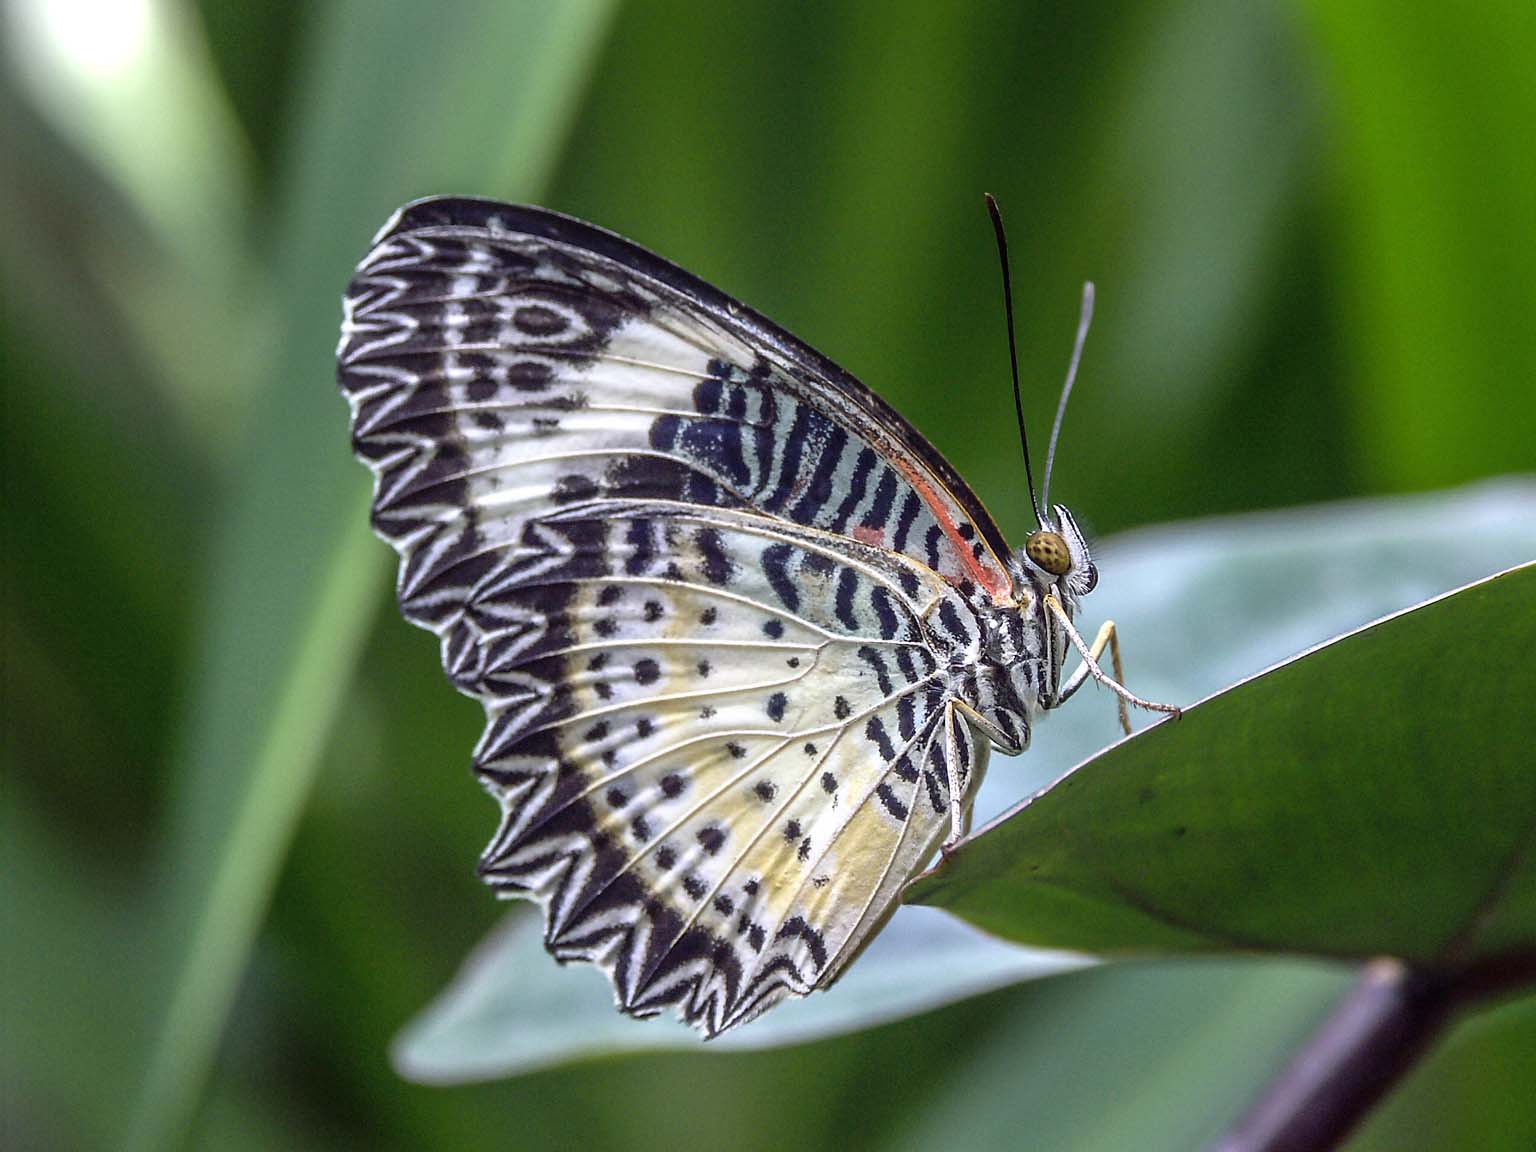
(887, 452, 1013, 603)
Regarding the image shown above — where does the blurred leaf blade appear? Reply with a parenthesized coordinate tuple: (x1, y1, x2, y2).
(5, 0, 253, 278)
(908, 562, 1536, 971)
(882, 958, 1352, 1152)
(128, 3, 618, 1149)
(392, 908, 1089, 1084)
(1301, 0, 1536, 490)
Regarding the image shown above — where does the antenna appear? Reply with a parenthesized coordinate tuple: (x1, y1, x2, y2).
(1040, 281, 1094, 516)
(985, 193, 1045, 529)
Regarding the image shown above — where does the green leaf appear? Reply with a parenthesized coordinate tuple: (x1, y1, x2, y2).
(388, 481, 1533, 1081)
(392, 908, 1089, 1084)
(908, 561, 1536, 970)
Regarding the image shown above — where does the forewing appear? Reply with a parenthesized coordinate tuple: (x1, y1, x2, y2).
(337, 196, 1014, 604)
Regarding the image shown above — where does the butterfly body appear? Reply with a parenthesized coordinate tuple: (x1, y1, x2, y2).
(338, 197, 1122, 1036)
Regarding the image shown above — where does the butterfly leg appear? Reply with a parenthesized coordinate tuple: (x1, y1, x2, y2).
(941, 705, 971, 851)
(1057, 619, 1131, 733)
(1045, 594, 1180, 733)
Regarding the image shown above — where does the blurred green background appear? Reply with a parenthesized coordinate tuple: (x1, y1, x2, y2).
(3, 1, 1534, 1149)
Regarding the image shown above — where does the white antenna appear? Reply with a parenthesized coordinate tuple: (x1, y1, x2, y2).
(1040, 281, 1094, 518)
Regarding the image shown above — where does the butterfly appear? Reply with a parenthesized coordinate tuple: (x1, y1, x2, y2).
(337, 196, 1174, 1038)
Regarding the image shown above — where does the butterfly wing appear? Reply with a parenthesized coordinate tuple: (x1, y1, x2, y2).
(467, 503, 987, 1034)
(339, 197, 1014, 602)
(338, 198, 1002, 1035)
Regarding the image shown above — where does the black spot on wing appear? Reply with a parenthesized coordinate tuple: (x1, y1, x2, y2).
(857, 646, 894, 695)
(891, 490, 921, 553)
(789, 424, 848, 524)
(938, 597, 970, 646)
(694, 367, 725, 412)
(876, 782, 909, 821)
(865, 716, 896, 760)
(924, 769, 946, 815)
(775, 916, 828, 970)
(763, 404, 814, 512)
(870, 586, 900, 639)
(552, 473, 599, 505)
(508, 360, 555, 391)
(830, 447, 878, 531)
(512, 303, 567, 336)
(762, 544, 799, 611)
(864, 468, 899, 535)
(696, 527, 733, 586)
(623, 519, 656, 575)
(801, 551, 836, 579)
(923, 524, 945, 568)
(834, 566, 859, 631)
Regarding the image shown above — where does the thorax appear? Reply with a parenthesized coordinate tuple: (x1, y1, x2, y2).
(921, 565, 1070, 755)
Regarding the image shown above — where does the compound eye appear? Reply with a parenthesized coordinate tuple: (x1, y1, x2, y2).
(1024, 530, 1072, 576)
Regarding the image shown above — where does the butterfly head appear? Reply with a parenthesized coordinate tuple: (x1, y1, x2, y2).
(1021, 504, 1098, 600)
(973, 504, 1099, 745)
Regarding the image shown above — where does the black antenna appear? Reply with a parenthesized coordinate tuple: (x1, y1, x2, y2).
(985, 193, 1045, 529)
(1040, 281, 1094, 516)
